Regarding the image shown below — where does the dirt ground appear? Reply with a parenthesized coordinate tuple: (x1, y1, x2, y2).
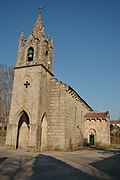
(0, 144, 120, 180)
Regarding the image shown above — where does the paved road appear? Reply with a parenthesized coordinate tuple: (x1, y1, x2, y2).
(0, 148, 120, 180)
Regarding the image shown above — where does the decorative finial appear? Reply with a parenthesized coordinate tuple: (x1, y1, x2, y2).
(21, 28, 24, 34)
(20, 28, 24, 40)
(38, 6, 43, 16)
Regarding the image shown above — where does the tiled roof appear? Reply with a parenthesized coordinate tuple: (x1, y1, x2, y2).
(110, 120, 120, 124)
(84, 112, 109, 119)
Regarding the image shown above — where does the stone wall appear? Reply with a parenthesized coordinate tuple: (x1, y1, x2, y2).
(85, 119, 110, 145)
(47, 78, 66, 150)
(64, 88, 91, 150)
(6, 64, 53, 150)
(47, 78, 92, 150)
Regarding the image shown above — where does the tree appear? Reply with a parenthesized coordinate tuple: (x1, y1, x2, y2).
(0, 64, 14, 123)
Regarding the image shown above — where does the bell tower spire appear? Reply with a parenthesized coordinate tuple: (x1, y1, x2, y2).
(32, 7, 44, 38)
(16, 10, 54, 74)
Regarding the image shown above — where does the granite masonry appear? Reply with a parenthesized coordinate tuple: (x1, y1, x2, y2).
(5, 13, 110, 151)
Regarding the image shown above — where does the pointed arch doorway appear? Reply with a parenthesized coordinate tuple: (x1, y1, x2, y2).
(16, 111, 30, 149)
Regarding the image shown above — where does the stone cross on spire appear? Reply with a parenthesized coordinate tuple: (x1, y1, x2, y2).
(38, 6, 43, 16)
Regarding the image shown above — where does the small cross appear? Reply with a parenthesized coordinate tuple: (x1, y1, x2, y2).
(38, 6, 43, 15)
(24, 81, 30, 88)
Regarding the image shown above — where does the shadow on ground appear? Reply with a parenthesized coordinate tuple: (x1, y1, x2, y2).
(0, 157, 7, 164)
(0, 153, 96, 180)
(31, 154, 95, 180)
(0, 149, 120, 179)
(90, 148, 120, 179)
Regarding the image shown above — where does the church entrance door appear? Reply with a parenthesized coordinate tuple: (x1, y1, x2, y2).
(16, 111, 30, 149)
(90, 134, 94, 145)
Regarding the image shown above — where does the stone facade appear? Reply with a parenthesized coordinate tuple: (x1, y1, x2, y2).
(5, 13, 110, 151)
(84, 112, 110, 145)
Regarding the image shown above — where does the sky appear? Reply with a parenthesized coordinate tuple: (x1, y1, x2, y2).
(0, 0, 120, 120)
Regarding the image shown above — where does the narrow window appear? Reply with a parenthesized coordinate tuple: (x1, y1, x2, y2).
(45, 50, 49, 62)
(27, 47, 34, 61)
(45, 50, 48, 57)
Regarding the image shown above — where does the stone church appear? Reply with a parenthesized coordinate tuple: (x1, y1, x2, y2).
(6, 13, 110, 151)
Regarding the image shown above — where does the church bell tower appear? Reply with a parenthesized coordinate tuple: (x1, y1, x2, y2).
(6, 12, 54, 151)
(16, 12, 54, 73)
